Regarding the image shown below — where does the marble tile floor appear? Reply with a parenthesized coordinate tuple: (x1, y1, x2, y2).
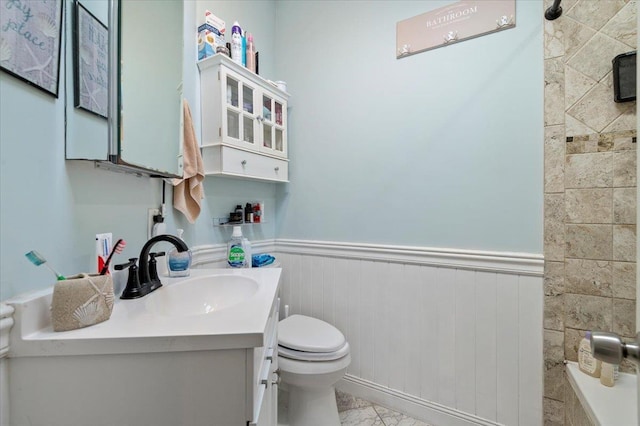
(278, 388, 434, 426)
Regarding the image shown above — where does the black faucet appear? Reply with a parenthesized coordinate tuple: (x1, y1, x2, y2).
(116, 234, 189, 299)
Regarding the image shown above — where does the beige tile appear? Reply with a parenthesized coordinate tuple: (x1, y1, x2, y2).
(612, 261, 636, 299)
(564, 294, 613, 331)
(545, 194, 566, 261)
(598, 133, 615, 152)
(613, 187, 637, 224)
(612, 131, 637, 151)
(566, 0, 626, 31)
(565, 188, 612, 223)
(566, 135, 598, 155)
(545, 294, 565, 331)
(545, 58, 565, 127)
(565, 259, 612, 297)
(545, 261, 565, 296)
(613, 298, 636, 337)
(544, 17, 564, 59)
(565, 224, 613, 260)
(564, 327, 584, 362)
(565, 152, 613, 188)
(613, 150, 637, 187)
(544, 330, 565, 401)
(545, 125, 565, 193)
(613, 224, 636, 261)
(544, 397, 564, 426)
(565, 114, 598, 138)
(562, 17, 597, 60)
(601, 0, 638, 48)
(565, 66, 596, 109)
(567, 32, 633, 82)
(603, 104, 637, 134)
(567, 82, 633, 133)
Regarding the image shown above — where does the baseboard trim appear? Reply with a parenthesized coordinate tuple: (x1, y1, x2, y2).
(337, 374, 500, 426)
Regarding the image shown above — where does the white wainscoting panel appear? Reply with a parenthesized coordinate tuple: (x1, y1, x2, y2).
(275, 240, 543, 426)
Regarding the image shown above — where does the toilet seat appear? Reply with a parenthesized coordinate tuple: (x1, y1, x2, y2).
(278, 314, 346, 353)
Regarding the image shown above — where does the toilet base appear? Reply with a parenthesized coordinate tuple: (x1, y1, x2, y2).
(287, 384, 340, 426)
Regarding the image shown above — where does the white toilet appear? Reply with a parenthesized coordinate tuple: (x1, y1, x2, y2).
(278, 314, 351, 426)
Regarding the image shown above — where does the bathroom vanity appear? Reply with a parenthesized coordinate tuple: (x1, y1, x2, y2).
(5, 268, 281, 426)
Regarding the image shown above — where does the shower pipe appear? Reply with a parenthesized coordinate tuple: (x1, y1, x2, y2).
(545, 0, 562, 20)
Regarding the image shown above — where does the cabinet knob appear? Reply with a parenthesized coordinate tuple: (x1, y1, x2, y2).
(274, 166, 279, 172)
(241, 160, 247, 166)
(271, 370, 281, 386)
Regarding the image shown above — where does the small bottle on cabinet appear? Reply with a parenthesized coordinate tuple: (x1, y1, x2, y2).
(246, 33, 256, 73)
(245, 203, 254, 223)
(230, 21, 243, 65)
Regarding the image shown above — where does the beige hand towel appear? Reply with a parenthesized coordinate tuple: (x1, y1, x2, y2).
(173, 99, 204, 223)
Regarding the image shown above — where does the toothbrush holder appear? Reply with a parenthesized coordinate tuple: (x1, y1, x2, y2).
(51, 273, 114, 332)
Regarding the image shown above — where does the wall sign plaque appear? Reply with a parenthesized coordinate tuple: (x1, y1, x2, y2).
(396, 0, 515, 59)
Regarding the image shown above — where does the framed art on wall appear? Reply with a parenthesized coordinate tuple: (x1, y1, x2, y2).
(73, 1, 108, 118)
(0, 0, 64, 97)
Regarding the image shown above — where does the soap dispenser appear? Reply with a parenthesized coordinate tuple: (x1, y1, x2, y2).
(167, 229, 192, 277)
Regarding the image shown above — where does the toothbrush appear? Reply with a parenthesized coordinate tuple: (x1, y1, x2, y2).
(25, 251, 66, 280)
(99, 239, 127, 275)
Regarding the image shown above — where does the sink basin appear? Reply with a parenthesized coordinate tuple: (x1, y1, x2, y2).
(146, 274, 259, 316)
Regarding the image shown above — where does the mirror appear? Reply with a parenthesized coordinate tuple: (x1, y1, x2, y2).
(111, 0, 183, 177)
(66, 0, 183, 178)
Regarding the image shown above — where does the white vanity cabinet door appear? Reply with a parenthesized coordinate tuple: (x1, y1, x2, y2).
(198, 54, 289, 182)
(249, 296, 280, 425)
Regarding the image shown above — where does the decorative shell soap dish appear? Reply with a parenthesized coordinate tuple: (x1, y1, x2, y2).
(50, 273, 114, 332)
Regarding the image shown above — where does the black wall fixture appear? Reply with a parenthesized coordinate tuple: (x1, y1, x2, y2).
(613, 51, 636, 103)
(545, 0, 562, 20)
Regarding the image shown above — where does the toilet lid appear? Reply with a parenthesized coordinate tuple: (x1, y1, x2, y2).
(279, 342, 350, 361)
(278, 315, 346, 353)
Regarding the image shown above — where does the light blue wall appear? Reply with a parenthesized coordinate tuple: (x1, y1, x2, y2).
(1, 0, 542, 300)
(273, 0, 543, 253)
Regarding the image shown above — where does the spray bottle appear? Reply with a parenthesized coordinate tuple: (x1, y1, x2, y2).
(230, 21, 243, 65)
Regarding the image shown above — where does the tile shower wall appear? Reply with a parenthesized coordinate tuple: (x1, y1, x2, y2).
(543, 0, 637, 424)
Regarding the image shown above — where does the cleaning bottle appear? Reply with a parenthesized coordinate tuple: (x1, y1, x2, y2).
(227, 226, 248, 268)
(578, 331, 601, 378)
(230, 21, 243, 65)
(168, 229, 192, 277)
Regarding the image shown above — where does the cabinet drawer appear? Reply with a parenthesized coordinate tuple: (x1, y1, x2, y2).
(202, 145, 288, 182)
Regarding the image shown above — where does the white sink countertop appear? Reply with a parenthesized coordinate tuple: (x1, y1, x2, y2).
(6, 268, 281, 357)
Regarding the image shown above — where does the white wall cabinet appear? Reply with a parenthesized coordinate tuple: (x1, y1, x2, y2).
(198, 54, 289, 182)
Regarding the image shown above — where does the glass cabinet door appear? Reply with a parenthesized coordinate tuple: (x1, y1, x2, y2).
(221, 69, 257, 149)
(260, 94, 286, 157)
